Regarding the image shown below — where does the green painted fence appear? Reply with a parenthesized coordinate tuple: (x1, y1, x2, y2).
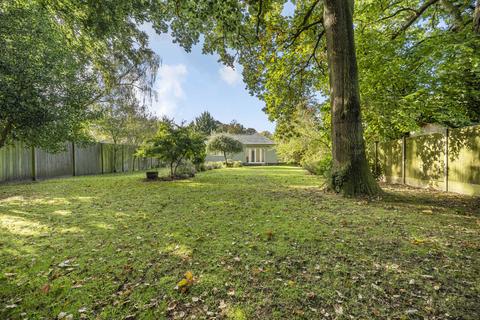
(0, 142, 158, 183)
(371, 124, 480, 196)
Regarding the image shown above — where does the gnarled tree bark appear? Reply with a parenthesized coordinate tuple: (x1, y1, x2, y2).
(323, 0, 381, 196)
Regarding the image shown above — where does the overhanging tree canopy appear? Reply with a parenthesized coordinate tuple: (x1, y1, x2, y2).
(152, 0, 479, 195)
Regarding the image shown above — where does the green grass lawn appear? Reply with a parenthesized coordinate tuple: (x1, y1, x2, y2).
(1, 166, 479, 319)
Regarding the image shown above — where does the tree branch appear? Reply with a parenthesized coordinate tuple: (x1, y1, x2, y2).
(284, 0, 322, 48)
(288, 29, 325, 87)
(474, 0, 480, 34)
(256, 0, 263, 36)
(391, 0, 440, 39)
(441, 0, 464, 31)
(377, 7, 419, 22)
(285, 19, 324, 49)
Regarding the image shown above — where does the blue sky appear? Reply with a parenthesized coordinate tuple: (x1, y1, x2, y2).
(142, 24, 275, 132)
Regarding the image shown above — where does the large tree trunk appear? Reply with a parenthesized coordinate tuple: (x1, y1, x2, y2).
(0, 120, 13, 149)
(323, 0, 381, 196)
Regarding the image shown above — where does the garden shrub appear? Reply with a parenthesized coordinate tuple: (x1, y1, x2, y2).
(205, 161, 224, 170)
(176, 163, 196, 177)
(300, 152, 332, 178)
(232, 161, 243, 167)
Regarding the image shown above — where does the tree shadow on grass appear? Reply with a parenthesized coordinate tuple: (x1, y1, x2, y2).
(379, 183, 480, 217)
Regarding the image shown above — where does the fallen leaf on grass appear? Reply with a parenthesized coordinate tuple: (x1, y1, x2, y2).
(40, 284, 50, 294)
(266, 230, 274, 241)
(405, 309, 418, 315)
(58, 312, 73, 319)
(219, 300, 228, 309)
(411, 238, 428, 245)
(58, 259, 78, 268)
(167, 301, 177, 311)
(334, 304, 343, 315)
(176, 271, 194, 293)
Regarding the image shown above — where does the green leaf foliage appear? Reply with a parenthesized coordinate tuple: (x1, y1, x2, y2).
(138, 118, 206, 178)
(0, 2, 99, 151)
(207, 134, 243, 165)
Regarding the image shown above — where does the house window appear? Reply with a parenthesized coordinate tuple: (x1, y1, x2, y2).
(246, 148, 266, 163)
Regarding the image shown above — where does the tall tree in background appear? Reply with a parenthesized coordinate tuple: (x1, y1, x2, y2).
(0, 1, 159, 151)
(192, 111, 219, 135)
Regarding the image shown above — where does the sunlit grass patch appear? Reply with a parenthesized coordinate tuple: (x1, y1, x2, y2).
(0, 215, 49, 236)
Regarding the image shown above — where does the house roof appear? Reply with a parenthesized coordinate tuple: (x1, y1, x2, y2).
(229, 133, 275, 145)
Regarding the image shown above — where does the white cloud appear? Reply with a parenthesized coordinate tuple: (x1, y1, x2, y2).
(218, 65, 241, 86)
(151, 64, 188, 116)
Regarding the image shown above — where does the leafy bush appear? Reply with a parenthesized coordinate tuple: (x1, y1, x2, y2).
(137, 118, 205, 178)
(232, 160, 243, 168)
(176, 164, 196, 177)
(301, 153, 332, 178)
(204, 161, 224, 170)
(276, 106, 332, 178)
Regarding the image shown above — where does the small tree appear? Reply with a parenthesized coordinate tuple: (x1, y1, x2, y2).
(207, 134, 243, 165)
(138, 119, 205, 178)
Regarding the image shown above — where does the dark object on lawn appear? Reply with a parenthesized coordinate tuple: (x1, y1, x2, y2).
(146, 171, 158, 180)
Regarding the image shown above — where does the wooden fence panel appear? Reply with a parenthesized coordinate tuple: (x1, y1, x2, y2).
(0, 141, 163, 184)
(373, 124, 479, 195)
(137, 158, 148, 170)
(123, 145, 137, 172)
(0, 142, 32, 182)
(379, 140, 403, 184)
(101, 144, 115, 173)
(35, 143, 73, 179)
(75, 143, 102, 176)
(405, 133, 445, 190)
(114, 145, 123, 172)
(448, 126, 480, 195)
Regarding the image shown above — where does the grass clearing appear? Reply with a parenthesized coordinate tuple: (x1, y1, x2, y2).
(0, 166, 479, 319)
